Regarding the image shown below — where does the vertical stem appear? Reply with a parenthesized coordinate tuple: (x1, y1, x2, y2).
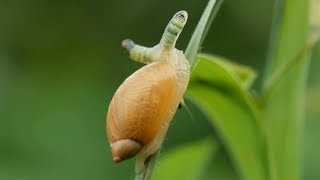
(135, 148, 162, 180)
(262, 0, 310, 180)
(185, 0, 224, 68)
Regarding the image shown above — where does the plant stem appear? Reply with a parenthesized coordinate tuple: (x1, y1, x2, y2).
(135, 147, 162, 180)
(185, 0, 224, 68)
(263, 35, 319, 99)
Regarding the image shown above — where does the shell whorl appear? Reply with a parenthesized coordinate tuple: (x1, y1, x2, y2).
(111, 139, 142, 163)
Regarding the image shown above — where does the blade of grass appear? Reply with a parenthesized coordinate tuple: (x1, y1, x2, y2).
(135, 147, 162, 180)
(262, 0, 310, 179)
(185, 0, 224, 67)
(263, 36, 319, 98)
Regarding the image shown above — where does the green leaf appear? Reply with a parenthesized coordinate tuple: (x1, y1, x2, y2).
(186, 54, 267, 180)
(262, 0, 311, 179)
(153, 139, 217, 180)
(185, 0, 224, 67)
(207, 55, 257, 90)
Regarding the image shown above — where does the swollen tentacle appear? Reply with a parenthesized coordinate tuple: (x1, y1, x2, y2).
(159, 11, 188, 51)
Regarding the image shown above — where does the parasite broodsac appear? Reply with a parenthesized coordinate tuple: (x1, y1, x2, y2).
(106, 10, 190, 173)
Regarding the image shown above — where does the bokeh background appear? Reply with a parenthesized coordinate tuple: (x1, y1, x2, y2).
(0, 0, 319, 179)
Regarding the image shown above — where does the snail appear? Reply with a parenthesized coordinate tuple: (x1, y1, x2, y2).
(106, 10, 190, 173)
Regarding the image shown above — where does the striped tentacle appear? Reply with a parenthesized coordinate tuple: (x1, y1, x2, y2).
(121, 39, 153, 64)
(159, 11, 188, 51)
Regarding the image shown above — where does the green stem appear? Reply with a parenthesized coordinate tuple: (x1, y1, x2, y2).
(263, 35, 319, 99)
(135, 147, 162, 180)
(185, 0, 223, 68)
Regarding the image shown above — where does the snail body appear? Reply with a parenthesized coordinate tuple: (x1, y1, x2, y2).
(106, 11, 190, 173)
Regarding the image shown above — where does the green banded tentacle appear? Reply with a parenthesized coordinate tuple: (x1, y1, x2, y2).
(159, 11, 188, 51)
(121, 11, 188, 64)
(121, 39, 153, 64)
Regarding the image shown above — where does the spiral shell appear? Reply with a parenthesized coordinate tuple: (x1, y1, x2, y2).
(107, 60, 177, 162)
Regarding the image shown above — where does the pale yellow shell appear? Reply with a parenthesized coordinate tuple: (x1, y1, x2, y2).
(107, 60, 177, 162)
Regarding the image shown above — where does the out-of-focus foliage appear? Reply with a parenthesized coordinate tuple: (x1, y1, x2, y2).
(186, 54, 266, 180)
(0, 0, 319, 180)
(153, 139, 217, 180)
(262, 0, 310, 178)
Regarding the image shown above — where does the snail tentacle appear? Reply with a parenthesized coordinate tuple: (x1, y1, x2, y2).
(159, 11, 188, 51)
(121, 39, 156, 64)
(121, 10, 188, 65)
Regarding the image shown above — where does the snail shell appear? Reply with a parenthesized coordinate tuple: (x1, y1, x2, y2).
(107, 60, 177, 162)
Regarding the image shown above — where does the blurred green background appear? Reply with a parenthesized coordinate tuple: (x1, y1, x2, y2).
(0, 0, 319, 179)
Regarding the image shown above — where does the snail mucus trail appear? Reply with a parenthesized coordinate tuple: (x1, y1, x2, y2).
(106, 11, 190, 173)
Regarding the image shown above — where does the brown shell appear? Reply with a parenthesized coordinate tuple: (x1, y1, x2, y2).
(107, 60, 177, 146)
